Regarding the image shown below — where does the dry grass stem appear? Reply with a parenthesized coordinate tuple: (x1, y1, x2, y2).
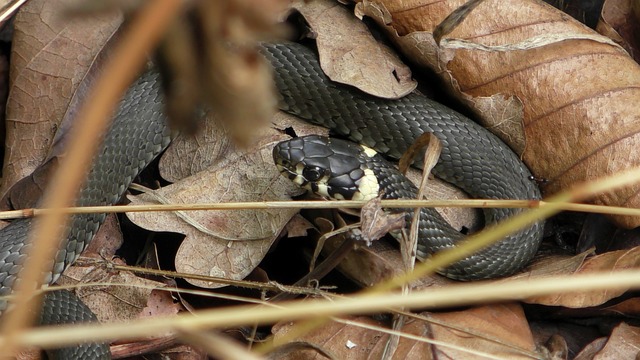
(5, 199, 640, 220)
(7, 268, 640, 350)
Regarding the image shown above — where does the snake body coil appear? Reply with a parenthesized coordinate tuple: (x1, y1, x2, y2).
(0, 69, 172, 358)
(0, 42, 543, 358)
(265, 42, 544, 279)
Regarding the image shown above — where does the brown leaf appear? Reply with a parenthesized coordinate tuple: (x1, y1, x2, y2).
(81, 213, 123, 259)
(511, 249, 591, 279)
(0, 156, 58, 210)
(525, 246, 640, 307)
(355, 0, 640, 228)
(58, 214, 158, 323)
(60, 257, 167, 323)
(293, 0, 417, 98)
(127, 130, 297, 288)
(272, 316, 432, 359)
(138, 289, 183, 319)
(360, 197, 405, 245)
(272, 304, 537, 359)
(593, 323, 640, 359)
(158, 110, 233, 182)
(597, 0, 640, 61)
(574, 337, 607, 360)
(601, 296, 640, 316)
(428, 304, 536, 359)
(2, 0, 121, 195)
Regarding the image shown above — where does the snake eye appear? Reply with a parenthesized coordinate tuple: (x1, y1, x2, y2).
(303, 166, 324, 182)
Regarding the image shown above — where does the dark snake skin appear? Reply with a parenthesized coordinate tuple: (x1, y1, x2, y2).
(264, 42, 544, 279)
(0, 69, 172, 358)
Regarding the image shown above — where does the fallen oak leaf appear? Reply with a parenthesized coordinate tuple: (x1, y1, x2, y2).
(60, 257, 168, 324)
(597, 0, 640, 61)
(292, 0, 417, 98)
(427, 304, 536, 359)
(272, 304, 537, 359)
(126, 133, 297, 288)
(157, 109, 233, 183)
(1, 0, 122, 195)
(272, 315, 432, 359)
(593, 322, 640, 359)
(58, 213, 171, 324)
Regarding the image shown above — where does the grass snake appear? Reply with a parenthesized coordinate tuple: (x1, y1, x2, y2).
(267, 42, 544, 279)
(0, 41, 543, 358)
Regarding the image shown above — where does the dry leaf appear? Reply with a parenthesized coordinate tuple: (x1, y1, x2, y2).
(574, 337, 607, 360)
(354, 0, 640, 228)
(157, 109, 232, 182)
(57, 213, 166, 323)
(593, 323, 640, 359)
(510, 250, 592, 279)
(273, 304, 538, 359)
(272, 316, 432, 359)
(427, 304, 536, 359)
(597, 0, 640, 61)
(293, 0, 417, 98)
(601, 297, 640, 316)
(138, 289, 183, 319)
(60, 257, 167, 323)
(127, 131, 297, 288)
(1, 0, 122, 195)
(360, 197, 405, 245)
(525, 246, 640, 307)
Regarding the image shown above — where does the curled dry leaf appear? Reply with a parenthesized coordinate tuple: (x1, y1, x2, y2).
(427, 304, 536, 359)
(574, 338, 608, 360)
(293, 0, 417, 98)
(525, 245, 640, 307)
(510, 249, 591, 279)
(355, 0, 640, 228)
(138, 289, 183, 319)
(592, 323, 640, 359)
(127, 129, 297, 288)
(597, 0, 640, 61)
(360, 197, 405, 245)
(273, 304, 537, 359)
(1, 0, 122, 195)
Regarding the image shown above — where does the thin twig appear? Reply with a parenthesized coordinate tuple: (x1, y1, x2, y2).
(4, 199, 640, 220)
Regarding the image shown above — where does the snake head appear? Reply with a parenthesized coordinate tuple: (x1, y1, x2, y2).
(273, 135, 380, 201)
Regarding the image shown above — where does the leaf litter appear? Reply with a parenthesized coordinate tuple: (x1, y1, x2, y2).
(4, 0, 640, 358)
